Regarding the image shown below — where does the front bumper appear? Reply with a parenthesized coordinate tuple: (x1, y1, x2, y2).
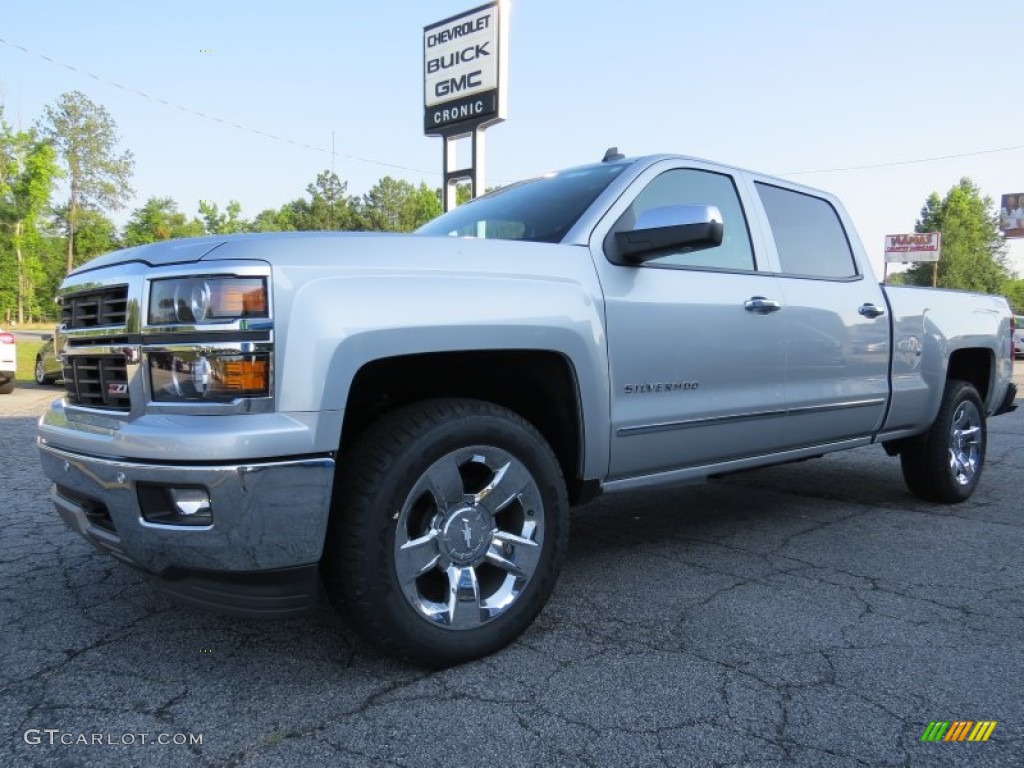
(38, 443, 335, 616)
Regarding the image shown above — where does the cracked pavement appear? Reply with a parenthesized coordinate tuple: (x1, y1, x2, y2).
(2, 382, 1022, 767)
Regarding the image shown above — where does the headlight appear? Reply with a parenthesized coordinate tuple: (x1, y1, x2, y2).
(149, 348, 270, 401)
(149, 277, 267, 325)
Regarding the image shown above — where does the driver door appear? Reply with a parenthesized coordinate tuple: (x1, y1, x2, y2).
(592, 163, 792, 479)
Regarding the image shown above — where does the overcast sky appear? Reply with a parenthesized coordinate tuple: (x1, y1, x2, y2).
(2, 0, 1022, 276)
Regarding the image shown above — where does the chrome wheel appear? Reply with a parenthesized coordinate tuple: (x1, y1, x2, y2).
(948, 400, 982, 486)
(34, 357, 45, 385)
(900, 379, 986, 504)
(394, 446, 543, 631)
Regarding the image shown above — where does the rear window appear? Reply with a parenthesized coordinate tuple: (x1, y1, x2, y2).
(756, 182, 857, 279)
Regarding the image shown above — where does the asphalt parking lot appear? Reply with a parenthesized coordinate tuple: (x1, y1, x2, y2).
(2, 381, 1022, 767)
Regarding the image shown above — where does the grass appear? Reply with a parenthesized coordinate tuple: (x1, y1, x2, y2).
(15, 340, 43, 384)
(5, 320, 57, 331)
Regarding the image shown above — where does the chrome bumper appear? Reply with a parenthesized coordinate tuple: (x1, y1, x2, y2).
(38, 442, 335, 580)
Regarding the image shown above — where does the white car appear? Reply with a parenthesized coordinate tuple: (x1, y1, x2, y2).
(1014, 316, 1024, 359)
(0, 328, 15, 394)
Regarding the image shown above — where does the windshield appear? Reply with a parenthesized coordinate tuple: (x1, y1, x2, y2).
(416, 161, 629, 244)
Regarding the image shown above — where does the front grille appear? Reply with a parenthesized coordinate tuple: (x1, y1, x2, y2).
(63, 356, 130, 410)
(61, 286, 129, 329)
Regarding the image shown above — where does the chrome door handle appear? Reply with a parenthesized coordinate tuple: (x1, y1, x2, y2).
(744, 296, 782, 314)
(858, 303, 886, 319)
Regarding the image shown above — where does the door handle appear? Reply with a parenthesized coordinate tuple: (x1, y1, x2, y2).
(744, 296, 782, 314)
(858, 303, 886, 319)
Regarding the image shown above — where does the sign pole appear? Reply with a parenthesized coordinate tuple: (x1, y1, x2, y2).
(424, 1, 508, 210)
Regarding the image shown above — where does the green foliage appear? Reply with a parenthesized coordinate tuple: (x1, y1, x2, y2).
(199, 199, 249, 234)
(305, 170, 356, 230)
(40, 91, 134, 273)
(70, 207, 118, 260)
(1001, 278, 1024, 315)
(123, 197, 203, 246)
(0, 111, 62, 323)
(355, 176, 443, 232)
(903, 179, 1009, 293)
(250, 206, 296, 232)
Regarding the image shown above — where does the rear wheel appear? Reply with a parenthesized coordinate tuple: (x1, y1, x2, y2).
(900, 379, 986, 503)
(34, 357, 47, 385)
(0, 380, 13, 395)
(322, 398, 569, 667)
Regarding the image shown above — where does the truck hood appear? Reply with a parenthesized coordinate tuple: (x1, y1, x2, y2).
(71, 231, 586, 279)
(68, 236, 232, 275)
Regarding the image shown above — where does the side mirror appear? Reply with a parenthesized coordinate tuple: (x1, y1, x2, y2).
(615, 205, 724, 263)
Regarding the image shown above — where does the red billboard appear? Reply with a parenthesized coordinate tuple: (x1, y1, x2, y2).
(1000, 193, 1024, 239)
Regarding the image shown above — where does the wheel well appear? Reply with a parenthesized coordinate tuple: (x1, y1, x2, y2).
(947, 348, 992, 403)
(341, 351, 586, 500)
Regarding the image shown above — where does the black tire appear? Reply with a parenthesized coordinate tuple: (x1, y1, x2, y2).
(0, 380, 13, 395)
(322, 398, 569, 667)
(900, 379, 986, 503)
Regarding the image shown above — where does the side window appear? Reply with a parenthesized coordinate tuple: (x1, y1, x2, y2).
(755, 183, 857, 279)
(612, 169, 755, 270)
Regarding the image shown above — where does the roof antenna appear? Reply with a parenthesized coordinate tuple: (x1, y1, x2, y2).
(602, 147, 624, 162)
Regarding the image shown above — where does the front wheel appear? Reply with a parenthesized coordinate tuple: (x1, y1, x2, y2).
(322, 399, 569, 667)
(900, 379, 986, 503)
(34, 357, 47, 385)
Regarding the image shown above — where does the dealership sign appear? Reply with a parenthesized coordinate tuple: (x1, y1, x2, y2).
(424, 2, 507, 135)
(884, 232, 941, 263)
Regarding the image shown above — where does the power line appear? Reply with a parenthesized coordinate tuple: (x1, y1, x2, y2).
(781, 144, 1024, 176)
(8, 36, 1021, 183)
(0, 36, 441, 178)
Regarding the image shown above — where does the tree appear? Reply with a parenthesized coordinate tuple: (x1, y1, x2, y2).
(65, 207, 118, 261)
(251, 206, 296, 232)
(405, 182, 443, 228)
(199, 199, 249, 234)
(903, 179, 1008, 293)
(40, 91, 134, 274)
(304, 170, 355, 230)
(0, 114, 61, 323)
(123, 197, 203, 246)
(1002, 278, 1024, 315)
(355, 176, 439, 232)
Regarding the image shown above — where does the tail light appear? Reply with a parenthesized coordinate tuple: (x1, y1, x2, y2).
(0, 332, 14, 344)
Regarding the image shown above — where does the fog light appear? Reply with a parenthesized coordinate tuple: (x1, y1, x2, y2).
(170, 488, 212, 520)
(138, 484, 213, 527)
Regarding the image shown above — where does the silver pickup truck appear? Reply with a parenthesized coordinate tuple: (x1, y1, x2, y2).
(38, 151, 1018, 666)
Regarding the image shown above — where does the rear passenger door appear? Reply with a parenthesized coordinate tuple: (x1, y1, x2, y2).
(751, 180, 890, 444)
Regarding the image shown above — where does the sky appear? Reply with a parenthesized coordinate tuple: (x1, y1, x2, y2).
(2, 0, 1022, 278)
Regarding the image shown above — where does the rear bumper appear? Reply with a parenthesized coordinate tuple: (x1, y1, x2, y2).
(38, 442, 335, 616)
